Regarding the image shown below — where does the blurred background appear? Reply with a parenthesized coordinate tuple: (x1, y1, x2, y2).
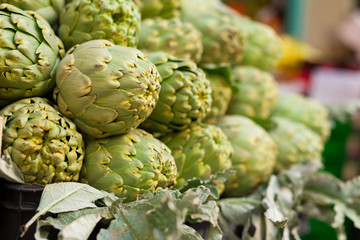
(224, 0, 360, 239)
(225, 0, 360, 240)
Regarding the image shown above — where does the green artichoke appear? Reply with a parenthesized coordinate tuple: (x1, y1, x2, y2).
(0, 97, 84, 184)
(136, 0, 181, 19)
(272, 94, 331, 141)
(140, 52, 212, 134)
(204, 67, 232, 124)
(1, 0, 65, 26)
(237, 16, 282, 71)
(0, 4, 64, 107)
(58, 0, 140, 50)
(54, 40, 161, 139)
(227, 66, 278, 119)
(138, 18, 203, 63)
(269, 117, 323, 172)
(81, 128, 177, 202)
(181, 0, 245, 67)
(217, 115, 277, 196)
(161, 123, 233, 188)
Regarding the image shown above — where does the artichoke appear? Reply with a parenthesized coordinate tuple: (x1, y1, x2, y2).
(161, 123, 233, 188)
(140, 52, 212, 134)
(217, 115, 277, 196)
(81, 128, 177, 202)
(58, 0, 140, 50)
(1, 0, 65, 26)
(138, 18, 203, 63)
(272, 94, 331, 141)
(0, 4, 64, 107)
(136, 0, 181, 19)
(204, 67, 232, 124)
(227, 66, 278, 119)
(181, 0, 245, 67)
(54, 40, 161, 139)
(269, 117, 323, 172)
(0, 97, 84, 184)
(237, 16, 282, 71)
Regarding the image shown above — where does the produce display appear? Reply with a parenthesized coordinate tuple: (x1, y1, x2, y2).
(0, 0, 359, 240)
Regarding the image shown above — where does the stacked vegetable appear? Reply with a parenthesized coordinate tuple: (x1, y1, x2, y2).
(0, 0, 358, 239)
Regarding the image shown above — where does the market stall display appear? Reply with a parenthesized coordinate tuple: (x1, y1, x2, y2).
(0, 0, 360, 239)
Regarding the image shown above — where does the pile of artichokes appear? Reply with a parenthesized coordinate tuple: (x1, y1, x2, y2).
(0, 0, 333, 234)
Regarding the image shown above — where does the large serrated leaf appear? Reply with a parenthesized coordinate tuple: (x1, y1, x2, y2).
(59, 214, 102, 240)
(218, 198, 260, 225)
(179, 225, 204, 240)
(23, 182, 114, 237)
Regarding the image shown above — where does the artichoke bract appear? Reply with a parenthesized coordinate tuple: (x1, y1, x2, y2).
(81, 129, 177, 202)
(138, 18, 203, 63)
(204, 67, 232, 124)
(1, 0, 65, 26)
(269, 117, 323, 172)
(0, 97, 84, 184)
(272, 94, 331, 141)
(227, 66, 278, 119)
(161, 124, 233, 188)
(217, 115, 277, 197)
(0, 4, 64, 107)
(140, 52, 212, 134)
(181, 0, 245, 67)
(136, 0, 181, 19)
(54, 40, 161, 139)
(58, 0, 140, 50)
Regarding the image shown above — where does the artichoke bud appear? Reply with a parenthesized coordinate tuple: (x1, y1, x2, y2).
(136, 0, 182, 19)
(1, 0, 66, 27)
(141, 52, 212, 135)
(138, 17, 203, 63)
(227, 66, 279, 119)
(81, 129, 177, 202)
(217, 115, 277, 197)
(161, 123, 233, 188)
(269, 117, 324, 172)
(0, 4, 64, 107)
(58, 0, 141, 50)
(272, 94, 331, 142)
(0, 97, 85, 185)
(54, 40, 161, 139)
